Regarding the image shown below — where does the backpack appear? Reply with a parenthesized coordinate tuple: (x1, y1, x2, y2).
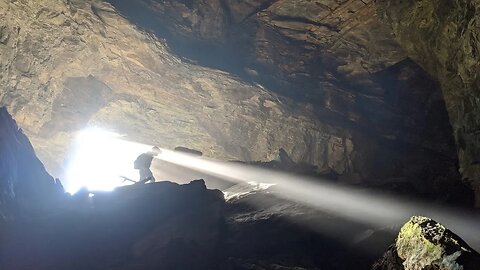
(134, 153, 153, 169)
(133, 154, 144, 169)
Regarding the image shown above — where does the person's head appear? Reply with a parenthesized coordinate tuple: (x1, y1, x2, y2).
(151, 146, 161, 156)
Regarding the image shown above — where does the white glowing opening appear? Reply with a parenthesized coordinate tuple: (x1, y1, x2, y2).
(65, 128, 152, 194)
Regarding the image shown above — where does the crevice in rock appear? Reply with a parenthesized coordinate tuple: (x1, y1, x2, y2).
(267, 14, 341, 33)
(238, 0, 278, 24)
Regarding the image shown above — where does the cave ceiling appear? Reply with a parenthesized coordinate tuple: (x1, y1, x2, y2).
(0, 0, 476, 204)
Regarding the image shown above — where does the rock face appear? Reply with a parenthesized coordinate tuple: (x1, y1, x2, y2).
(0, 107, 60, 221)
(107, 0, 406, 95)
(102, 0, 474, 203)
(0, 0, 356, 178)
(377, 0, 480, 206)
(104, 0, 413, 137)
(0, 0, 473, 203)
(0, 110, 223, 269)
(373, 216, 480, 270)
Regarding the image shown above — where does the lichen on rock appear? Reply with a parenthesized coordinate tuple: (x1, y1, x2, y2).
(377, 216, 480, 270)
(397, 216, 454, 269)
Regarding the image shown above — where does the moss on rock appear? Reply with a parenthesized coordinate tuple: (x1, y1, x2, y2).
(393, 216, 480, 270)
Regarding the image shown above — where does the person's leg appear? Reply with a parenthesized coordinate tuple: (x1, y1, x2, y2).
(139, 168, 154, 183)
(139, 169, 146, 182)
(147, 168, 155, 183)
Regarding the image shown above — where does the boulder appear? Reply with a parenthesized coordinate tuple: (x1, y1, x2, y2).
(373, 216, 480, 270)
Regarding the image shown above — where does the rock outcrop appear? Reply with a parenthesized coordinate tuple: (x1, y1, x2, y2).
(0, 107, 60, 221)
(0, 179, 226, 270)
(373, 216, 480, 270)
(377, 0, 480, 206)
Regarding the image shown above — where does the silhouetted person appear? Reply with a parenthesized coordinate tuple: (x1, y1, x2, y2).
(134, 146, 161, 183)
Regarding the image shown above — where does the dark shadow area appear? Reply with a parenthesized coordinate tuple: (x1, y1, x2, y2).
(104, 0, 250, 78)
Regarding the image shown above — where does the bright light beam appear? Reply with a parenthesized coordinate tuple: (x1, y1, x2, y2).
(157, 149, 480, 250)
(65, 128, 152, 194)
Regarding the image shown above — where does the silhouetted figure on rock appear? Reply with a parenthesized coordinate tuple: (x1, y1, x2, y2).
(134, 146, 161, 183)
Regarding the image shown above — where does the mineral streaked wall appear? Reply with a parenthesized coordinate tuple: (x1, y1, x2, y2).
(0, 0, 356, 178)
(378, 0, 480, 205)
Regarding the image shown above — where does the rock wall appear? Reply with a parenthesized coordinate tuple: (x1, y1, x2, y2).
(377, 0, 480, 206)
(0, 107, 60, 221)
(0, 0, 473, 203)
(103, 0, 472, 202)
(107, 0, 406, 94)
(0, 0, 357, 178)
